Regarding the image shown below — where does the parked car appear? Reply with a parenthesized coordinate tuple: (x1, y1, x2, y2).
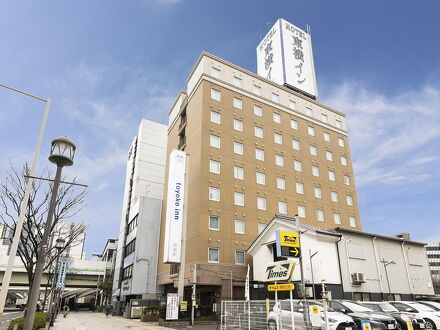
(389, 301, 440, 330)
(329, 300, 397, 330)
(361, 301, 426, 330)
(418, 302, 440, 313)
(267, 300, 356, 330)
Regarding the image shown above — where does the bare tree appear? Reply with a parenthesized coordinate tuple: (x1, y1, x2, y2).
(0, 162, 87, 298)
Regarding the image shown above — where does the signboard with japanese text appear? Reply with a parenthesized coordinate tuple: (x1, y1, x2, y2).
(257, 18, 318, 98)
(166, 293, 179, 320)
(56, 259, 69, 288)
(268, 283, 294, 291)
(276, 230, 301, 258)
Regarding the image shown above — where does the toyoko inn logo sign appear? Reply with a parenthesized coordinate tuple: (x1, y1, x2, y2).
(256, 18, 318, 98)
(163, 150, 187, 263)
(263, 261, 296, 282)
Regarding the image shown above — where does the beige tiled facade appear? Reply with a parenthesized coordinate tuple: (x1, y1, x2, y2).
(157, 52, 361, 301)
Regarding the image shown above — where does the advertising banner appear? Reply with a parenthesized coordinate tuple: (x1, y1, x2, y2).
(166, 293, 179, 320)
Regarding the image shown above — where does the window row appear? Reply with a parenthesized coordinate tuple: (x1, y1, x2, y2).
(122, 264, 133, 280)
(208, 247, 245, 264)
(124, 238, 136, 257)
(127, 214, 138, 235)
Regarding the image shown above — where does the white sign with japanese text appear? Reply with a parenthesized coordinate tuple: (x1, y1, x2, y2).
(166, 293, 179, 320)
(257, 18, 318, 98)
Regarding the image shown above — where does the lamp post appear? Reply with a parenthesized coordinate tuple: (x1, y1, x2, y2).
(309, 250, 318, 299)
(24, 137, 76, 330)
(382, 258, 394, 301)
(46, 238, 65, 328)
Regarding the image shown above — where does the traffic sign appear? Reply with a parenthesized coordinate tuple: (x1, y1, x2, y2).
(276, 230, 301, 258)
(268, 283, 295, 291)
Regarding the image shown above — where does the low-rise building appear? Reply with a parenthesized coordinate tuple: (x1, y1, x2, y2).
(425, 242, 440, 294)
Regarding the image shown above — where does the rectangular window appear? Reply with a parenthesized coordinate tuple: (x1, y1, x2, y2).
(296, 182, 304, 194)
(328, 170, 336, 181)
(312, 165, 320, 177)
(258, 223, 266, 234)
(257, 197, 267, 210)
(349, 216, 356, 228)
(208, 247, 219, 263)
(210, 111, 221, 124)
(334, 213, 342, 225)
(209, 215, 220, 230)
(211, 89, 221, 101)
(326, 151, 333, 161)
(235, 250, 245, 265)
(277, 177, 285, 190)
(254, 126, 264, 138)
(256, 172, 266, 185)
(211, 67, 220, 78)
(324, 132, 330, 142)
(233, 97, 243, 109)
(290, 119, 298, 130)
(336, 119, 342, 129)
(331, 191, 339, 203)
(233, 76, 242, 87)
(298, 205, 306, 218)
(234, 166, 244, 180)
(233, 119, 243, 131)
(289, 100, 296, 110)
(256, 148, 265, 161)
(253, 85, 261, 95)
(210, 160, 220, 174)
(317, 209, 325, 222)
(210, 135, 220, 148)
(278, 201, 288, 214)
(234, 141, 244, 155)
(292, 139, 300, 150)
(274, 133, 283, 145)
(341, 156, 348, 166)
(275, 154, 284, 166)
(272, 93, 280, 102)
(346, 195, 353, 206)
(235, 219, 245, 234)
(254, 105, 262, 117)
(310, 145, 318, 156)
(234, 192, 245, 206)
(306, 107, 313, 116)
(338, 137, 345, 147)
(343, 175, 351, 185)
(308, 126, 315, 136)
(209, 187, 220, 201)
(273, 112, 281, 123)
(314, 187, 322, 199)
(294, 160, 302, 172)
(321, 113, 328, 123)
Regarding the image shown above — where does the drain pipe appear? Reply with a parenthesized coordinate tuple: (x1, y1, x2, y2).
(344, 237, 353, 300)
(372, 237, 384, 299)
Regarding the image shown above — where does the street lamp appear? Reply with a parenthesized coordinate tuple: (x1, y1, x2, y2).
(382, 258, 394, 301)
(24, 137, 75, 330)
(47, 238, 65, 328)
(309, 250, 318, 299)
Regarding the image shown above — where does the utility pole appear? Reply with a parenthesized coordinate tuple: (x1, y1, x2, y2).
(191, 265, 197, 326)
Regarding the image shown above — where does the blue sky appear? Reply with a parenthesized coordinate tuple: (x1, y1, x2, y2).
(1, 1, 439, 255)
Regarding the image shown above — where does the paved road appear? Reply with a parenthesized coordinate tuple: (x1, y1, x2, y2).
(0, 311, 23, 330)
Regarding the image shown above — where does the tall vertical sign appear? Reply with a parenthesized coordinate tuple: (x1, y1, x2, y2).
(163, 150, 187, 263)
(257, 18, 318, 99)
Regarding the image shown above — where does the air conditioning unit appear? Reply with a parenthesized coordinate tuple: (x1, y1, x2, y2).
(351, 272, 366, 284)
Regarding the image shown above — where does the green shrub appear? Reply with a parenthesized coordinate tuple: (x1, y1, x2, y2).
(158, 304, 167, 319)
(8, 312, 47, 330)
(142, 305, 160, 316)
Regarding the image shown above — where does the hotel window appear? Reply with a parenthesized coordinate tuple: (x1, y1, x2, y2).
(292, 139, 300, 150)
(274, 133, 283, 145)
(328, 170, 336, 181)
(234, 141, 244, 155)
(275, 154, 284, 166)
(317, 209, 325, 222)
(233, 97, 243, 109)
(296, 182, 304, 194)
(210, 135, 220, 148)
(338, 137, 345, 147)
(256, 172, 266, 185)
(341, 156, 348, 166)
(234, 166, 244, 180)
(308, 126, 315, 136)
(210, 160, 220, 174)
(331, 191, 339, 203)
(289, 100, 296, 110)
(277, 177, 285, 190)
(254, 126, 264, 138)
(312, 165, 320, 177)
(257, 197, 267, 210)
(294, 160, 302, 172)
(326, 151, 333, 161)
(209, 187, 220, 201)
(324, 132, 331, 142)
(321, 113, 328, 123)
(334, 213, 342, 225)
(346, 195, 353, 206)
(278, 201, 288, 214)
(208, 247, 219, 263)
(208, 215, 220, 230)
(256, 148, 265, 161)
(349, 216, 356, 228)
(211, 88, 221, 101)
(306, 107, 313, 116)
(298, 205, 306, 218)
(233, 76, 242, 87)
(211, 67, 220, 78)
(258, 223, 266, 234)
(235, 250, 245, 265)
(210, 111, 221, 124)
(314, 187, 322, 199)
(254, 105, 263, 117)
(290, 119, 298, 130)
(273, 112, 281, 124)
(234, 192, 245, 206)
(253, 85, 261, 95)
(343, 175, 351, 185)
(310, 145, 318, 156)
(233, 119, 243, 131)
(272, 93, 280, 103)
(336, 119, 342, 129)
(235, 219, 245, 234)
